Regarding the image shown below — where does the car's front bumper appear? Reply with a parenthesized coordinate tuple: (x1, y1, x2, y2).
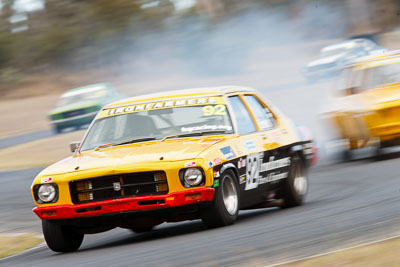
(33, 188, 215, 220)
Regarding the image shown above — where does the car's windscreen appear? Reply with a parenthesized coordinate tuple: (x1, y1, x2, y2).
(58, 88, 107, 106)
(363, 62, 400, 89)
(335, 61, 400, 95)
(319, 47, 351, 58)
(80, 104, 233, 151)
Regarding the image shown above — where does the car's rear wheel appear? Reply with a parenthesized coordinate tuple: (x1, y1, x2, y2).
(282, 155, 308, 208)
(42, 220, 84, 252)
(201, 169, 239, 228)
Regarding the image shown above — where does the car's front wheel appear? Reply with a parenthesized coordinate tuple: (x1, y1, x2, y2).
(42, 220, 84, 252)
(201, 169, 239, 228)
(282, 155, 308, 208)
(54, 126, 63, 134)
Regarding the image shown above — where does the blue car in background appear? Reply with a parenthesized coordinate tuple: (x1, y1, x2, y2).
(303, 38, 386, 82)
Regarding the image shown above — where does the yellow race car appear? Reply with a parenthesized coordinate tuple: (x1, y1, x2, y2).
(325, 51, 400, 159)
(31, 86, 316, 252)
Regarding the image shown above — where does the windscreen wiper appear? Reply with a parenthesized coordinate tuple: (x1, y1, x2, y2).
(95, 137, 156, 150)
(162, 130, 228, 141)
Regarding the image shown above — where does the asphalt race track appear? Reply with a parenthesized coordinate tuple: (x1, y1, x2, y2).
(0, 130, 54, 150)
(1, 154, 400, 267)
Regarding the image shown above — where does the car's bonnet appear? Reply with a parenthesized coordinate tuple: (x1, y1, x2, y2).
(361, 84, 400, 108)
(307, 54, 345, 67)
(38, 136, 229, 176)
(325, 84, 400, 114)
(48, 99, 105, 115)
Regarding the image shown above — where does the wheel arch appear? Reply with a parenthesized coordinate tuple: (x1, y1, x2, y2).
(289, 144, 307, 166)
(219, 162, 239, 182)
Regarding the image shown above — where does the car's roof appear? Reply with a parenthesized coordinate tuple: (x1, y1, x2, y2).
(320, 38, 378, 53)
(104, 86, 256, 108)
(62, 83, 111, 96)
(321, 41, 357, 52)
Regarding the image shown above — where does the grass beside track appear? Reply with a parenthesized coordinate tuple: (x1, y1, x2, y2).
(0, 130, 85, 170)
(0, 234, 43, 259)
(280, 236, 400, 267)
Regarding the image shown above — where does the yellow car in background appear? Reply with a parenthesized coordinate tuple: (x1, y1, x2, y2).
(31, 86, 316, 252)
(326, 50, 400, 159)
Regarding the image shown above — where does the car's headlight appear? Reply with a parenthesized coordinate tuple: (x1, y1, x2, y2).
(181, 168, 204, 187)
(34, 184, 58, 203)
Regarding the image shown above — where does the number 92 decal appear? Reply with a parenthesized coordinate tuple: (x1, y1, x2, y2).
(245, 153, 263, 190)
(202, 105, 226, 116)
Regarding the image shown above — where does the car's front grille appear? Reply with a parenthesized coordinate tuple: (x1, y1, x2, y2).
(308, 62, 336, 72)
(69, 171, 168, 204)
(61, 109, 86, 118)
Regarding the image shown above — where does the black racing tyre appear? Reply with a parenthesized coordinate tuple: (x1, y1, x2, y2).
(201, 169, 239, 228)
(281, 155, 308, 208)
(42, 220, 84, 252)
(130, 226, 154, 233)
(54, 126, 62, 134)
(341, 149, 353, 162)
(374, 142, 385, 161)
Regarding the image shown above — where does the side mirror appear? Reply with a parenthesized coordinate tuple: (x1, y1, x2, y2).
(70, 141, 81, 153)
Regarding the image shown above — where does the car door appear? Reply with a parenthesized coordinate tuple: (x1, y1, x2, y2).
(226, 94, 267, 208)
(241, 94, 291, 199)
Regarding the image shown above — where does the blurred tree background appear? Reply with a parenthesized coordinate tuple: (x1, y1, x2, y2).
(0, 0, 172, 71)
(1, 0, 400, 90)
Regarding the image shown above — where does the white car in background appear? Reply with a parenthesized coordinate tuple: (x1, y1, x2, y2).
(303, 38, 386, 82)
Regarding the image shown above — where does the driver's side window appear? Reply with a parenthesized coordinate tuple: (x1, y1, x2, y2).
(228, 96, 257, 135)
(244, 95, 275, 131)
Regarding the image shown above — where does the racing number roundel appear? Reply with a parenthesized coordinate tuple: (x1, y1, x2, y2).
(245, 153, 261, 190)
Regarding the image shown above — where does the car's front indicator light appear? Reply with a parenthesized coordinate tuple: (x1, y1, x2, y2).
(154, 172, 168, 192)
(75, 181, 94, 201)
